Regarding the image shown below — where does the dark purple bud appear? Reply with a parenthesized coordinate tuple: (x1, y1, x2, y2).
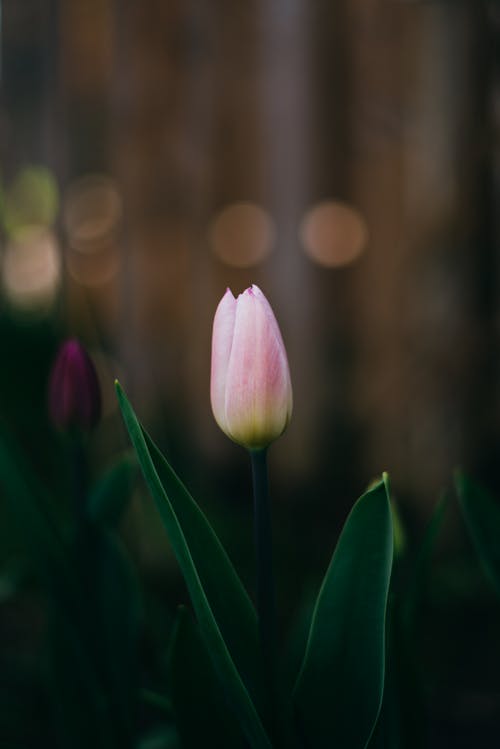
(48, 339, 101, 431)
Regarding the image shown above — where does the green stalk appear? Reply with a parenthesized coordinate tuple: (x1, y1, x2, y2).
(70, 432, 89, 527)
(250, 448, 276, 730)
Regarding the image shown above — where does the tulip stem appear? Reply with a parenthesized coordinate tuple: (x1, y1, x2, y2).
(250, 448, 276, 726)
(70, 433, 89, 525)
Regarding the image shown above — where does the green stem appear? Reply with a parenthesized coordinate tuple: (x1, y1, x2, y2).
(250, 448, 276, 727)
(69, 432, 89, 526)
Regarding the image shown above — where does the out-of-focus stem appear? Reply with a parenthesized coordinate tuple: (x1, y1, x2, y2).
(70, 432, 88, 526)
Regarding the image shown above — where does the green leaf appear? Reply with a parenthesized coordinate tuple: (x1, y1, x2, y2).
(140, 689, 174, 717)
(0, 428, 77, 604)
(88, 452, 137, 528)
(115, 382, 271, 749)
(293, 474, 394, 749)
(369, 493, 449, 749)
(0, 426, 140, 748)
(138, 726, 180, 749)
(401, 491, 449, 628)
(456, 473, 500, 596)
(48, 524, 141, 749)
(170, 606, 245, 748)
(48, 604, 113, 749)
(90, 527, 142, 748)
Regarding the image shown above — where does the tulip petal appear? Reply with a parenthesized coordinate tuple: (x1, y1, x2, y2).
(210, 289, 237, 434)
(251, 286, 287, 356)
(252, 286, 293, 420)
(224, 287, 292, 449)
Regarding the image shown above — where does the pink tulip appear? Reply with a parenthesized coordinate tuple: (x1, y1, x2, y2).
(211, 285, 292, 450)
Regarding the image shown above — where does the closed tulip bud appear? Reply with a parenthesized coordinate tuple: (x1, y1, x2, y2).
(210, 285, 292, 450)
(48, 339, 101, 432)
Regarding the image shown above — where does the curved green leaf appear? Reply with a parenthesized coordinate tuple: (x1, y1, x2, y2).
(170, 606, 245, 748)
(456, 473, 500, 596)
(293, 474, 393, 749)
(115, 382, 270, 749)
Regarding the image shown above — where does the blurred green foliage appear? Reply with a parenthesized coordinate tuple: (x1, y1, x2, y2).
(1, 316, 500, 748)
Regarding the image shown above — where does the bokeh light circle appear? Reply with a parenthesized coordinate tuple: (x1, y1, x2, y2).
(209, 202, 275, 268)
(2, 227, 61, 310)
(300, 201, 368, 268)
(4, 166, 59, 239)
(63, 174, 122, 253)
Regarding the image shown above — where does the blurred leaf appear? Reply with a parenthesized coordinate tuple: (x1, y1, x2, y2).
(456, 473, 500, 596)
(91, 527, 141, 747)
(138, 725, 180, 749)
(49, 604, 112, 749)
(0, 318, 60, 485)
(0, 558, 29, 602)
(88, 452, 137, 528)
(0, 660, 54, 747)
(170, 606, 245, 748)
(115, 382, 271, 749)
(0, 425, 141, 748)
(0, 427, 76, 605)
(140, 689, 174, 717)
(401, 492, 449, 628)
(369, 494, 449, 749)
(293, 474, 393, 749)
(50, 526, 141, 749)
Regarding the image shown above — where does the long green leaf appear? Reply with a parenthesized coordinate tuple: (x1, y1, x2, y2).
(143, 430, 262, 703)
(170, 606, 245, 748)
(115, 382, 271, 749)
(456, 473, 500, 596)
(293, 474, 393, 749)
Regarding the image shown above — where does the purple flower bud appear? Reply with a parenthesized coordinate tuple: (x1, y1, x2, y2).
(48, 339, 101, 431)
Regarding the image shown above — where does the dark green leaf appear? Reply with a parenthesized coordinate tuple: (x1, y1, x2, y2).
(49, 526, 141, 749)
(456, 473, 500, 596)
(140, 689, 174, 717)
(92, 527, 141, 747)
(0, 426, 141, 748)
(115, 382, 271, 749)
(170, 606, 245, 748)
(49, 604, 113, 749)
(293, 474, 394, 749)
(138, 725, 180, 749)
(88, 452, 137, 528)
(400, 491, 449, 629)
(0, 428, 76, 604)
(369, 494, 449, 749)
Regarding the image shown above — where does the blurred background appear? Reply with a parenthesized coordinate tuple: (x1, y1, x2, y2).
(1, 0, 500, 747)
